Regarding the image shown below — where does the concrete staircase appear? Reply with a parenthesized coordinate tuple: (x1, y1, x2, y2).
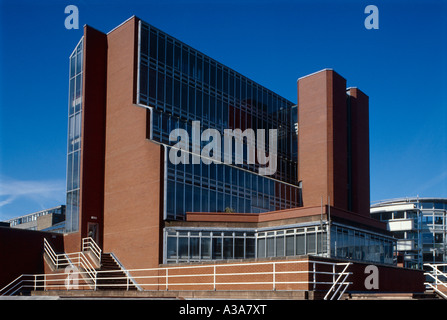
(96, 253, 138, 291)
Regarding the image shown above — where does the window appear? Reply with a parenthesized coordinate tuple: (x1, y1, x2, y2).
(421, 202, 434, 209)
(190, 237, 199, 259)
(181, 47, 188, 74)
(296, 233, 305, 255)
(201, 237, 211, 259)
(149, 30, 157, 59)
(306, 232, 316, 254)
(393, 211, 405, 219)
(266, 233, 275, 257)
(179, 236, 188, 258)
(223, 236, 233, 259)
(166, 41, 173, 67)
(158, 34, 165, 63)
(258, 237, 266, 258)
(167, 236, 177, 259)
(276, 232, 285, 257)
(213, 236, 222, 259)
(235, 237, 245, 259)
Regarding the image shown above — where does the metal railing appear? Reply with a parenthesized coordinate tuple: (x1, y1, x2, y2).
(93, 260, 352, 295)
(43, 238, 62, 268)
(424, 263, 447, 300)
(1, 238, 102, 296)
(108, 252, 143, 291)
(323, 262, 352, 300)
(43, 238, 98, 290)
(1, 259, 352, 299)
(81, 237, 102, 264)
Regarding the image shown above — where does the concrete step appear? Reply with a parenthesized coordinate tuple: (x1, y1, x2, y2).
(345, 292, 439, 300)
(96, 253, 138, 291)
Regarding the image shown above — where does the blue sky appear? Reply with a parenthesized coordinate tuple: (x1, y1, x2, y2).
(0, 0, 446, 220)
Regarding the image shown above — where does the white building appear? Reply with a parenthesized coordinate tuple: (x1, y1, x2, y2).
(371, 197, 447, 270)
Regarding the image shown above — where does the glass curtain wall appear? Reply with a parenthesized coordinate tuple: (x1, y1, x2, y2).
(166, 229, 256, 263)
(138, 21, 301, 220)
(256, 225, 328, 258)
(420, 201, 446, 265)
(65, 38, 83, 233)
(165, 223, 395, 265)
(330, 224, 395, 265)
(138, 22, 297, 185)
(164, 148, 301, 220)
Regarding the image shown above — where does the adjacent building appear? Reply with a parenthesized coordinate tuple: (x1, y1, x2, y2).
(371, 197, 447, 270)
(4, 205, 65, 233)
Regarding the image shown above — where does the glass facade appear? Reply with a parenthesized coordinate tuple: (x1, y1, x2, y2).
(257, 225, 328, 258)
(165, 229, 256, 263)
(65, 38, 83, 233)
(138, 21, 301, 221)
(165, 152, 301, 220)
(331, 224, 394, 265)
(371, 198, 447, 269)
(165, 223, 395, 264)
(137, 19, 395, 266)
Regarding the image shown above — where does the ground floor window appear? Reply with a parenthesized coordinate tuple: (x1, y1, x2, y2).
(330, 224, 395, 265)
(164, 223, 395, 265)
(256, 225, 327, 258)
(165, 229, 256, 263)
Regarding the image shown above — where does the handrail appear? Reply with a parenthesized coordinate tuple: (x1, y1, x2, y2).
(0, 274, 28, 296)
(424, 263, 447, 300)
(109, 252, 143, 291)
(43, 238, 60, 268)
(82, 237, 102, 263)
(1, 259, 352, 297)
(323, 263, 352, 300)
(43, 238, 98, 290)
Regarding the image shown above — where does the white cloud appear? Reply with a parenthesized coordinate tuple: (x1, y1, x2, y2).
(410, 170, 447, 197)
(0, 175, 66, 220)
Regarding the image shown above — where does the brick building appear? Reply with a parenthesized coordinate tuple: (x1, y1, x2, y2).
(1, 16, 426, 298)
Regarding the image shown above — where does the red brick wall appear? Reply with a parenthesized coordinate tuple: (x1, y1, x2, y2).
(131, 257, 424, 294)
(79, 25, 108, 245)
(0, 227, 64, 289)
(298, 70, 372, 220)
(347, 261, 425, 293)
(102, 17, 163, 270)
(297, 69, 348, 210)
(348, 88, 370, 217)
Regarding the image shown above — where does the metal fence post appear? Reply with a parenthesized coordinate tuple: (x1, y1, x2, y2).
(166, 268, 169, 291)
(273, 262, 276, 291)
(333, 264, 336, 288)
(213, 265, 216, 291)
